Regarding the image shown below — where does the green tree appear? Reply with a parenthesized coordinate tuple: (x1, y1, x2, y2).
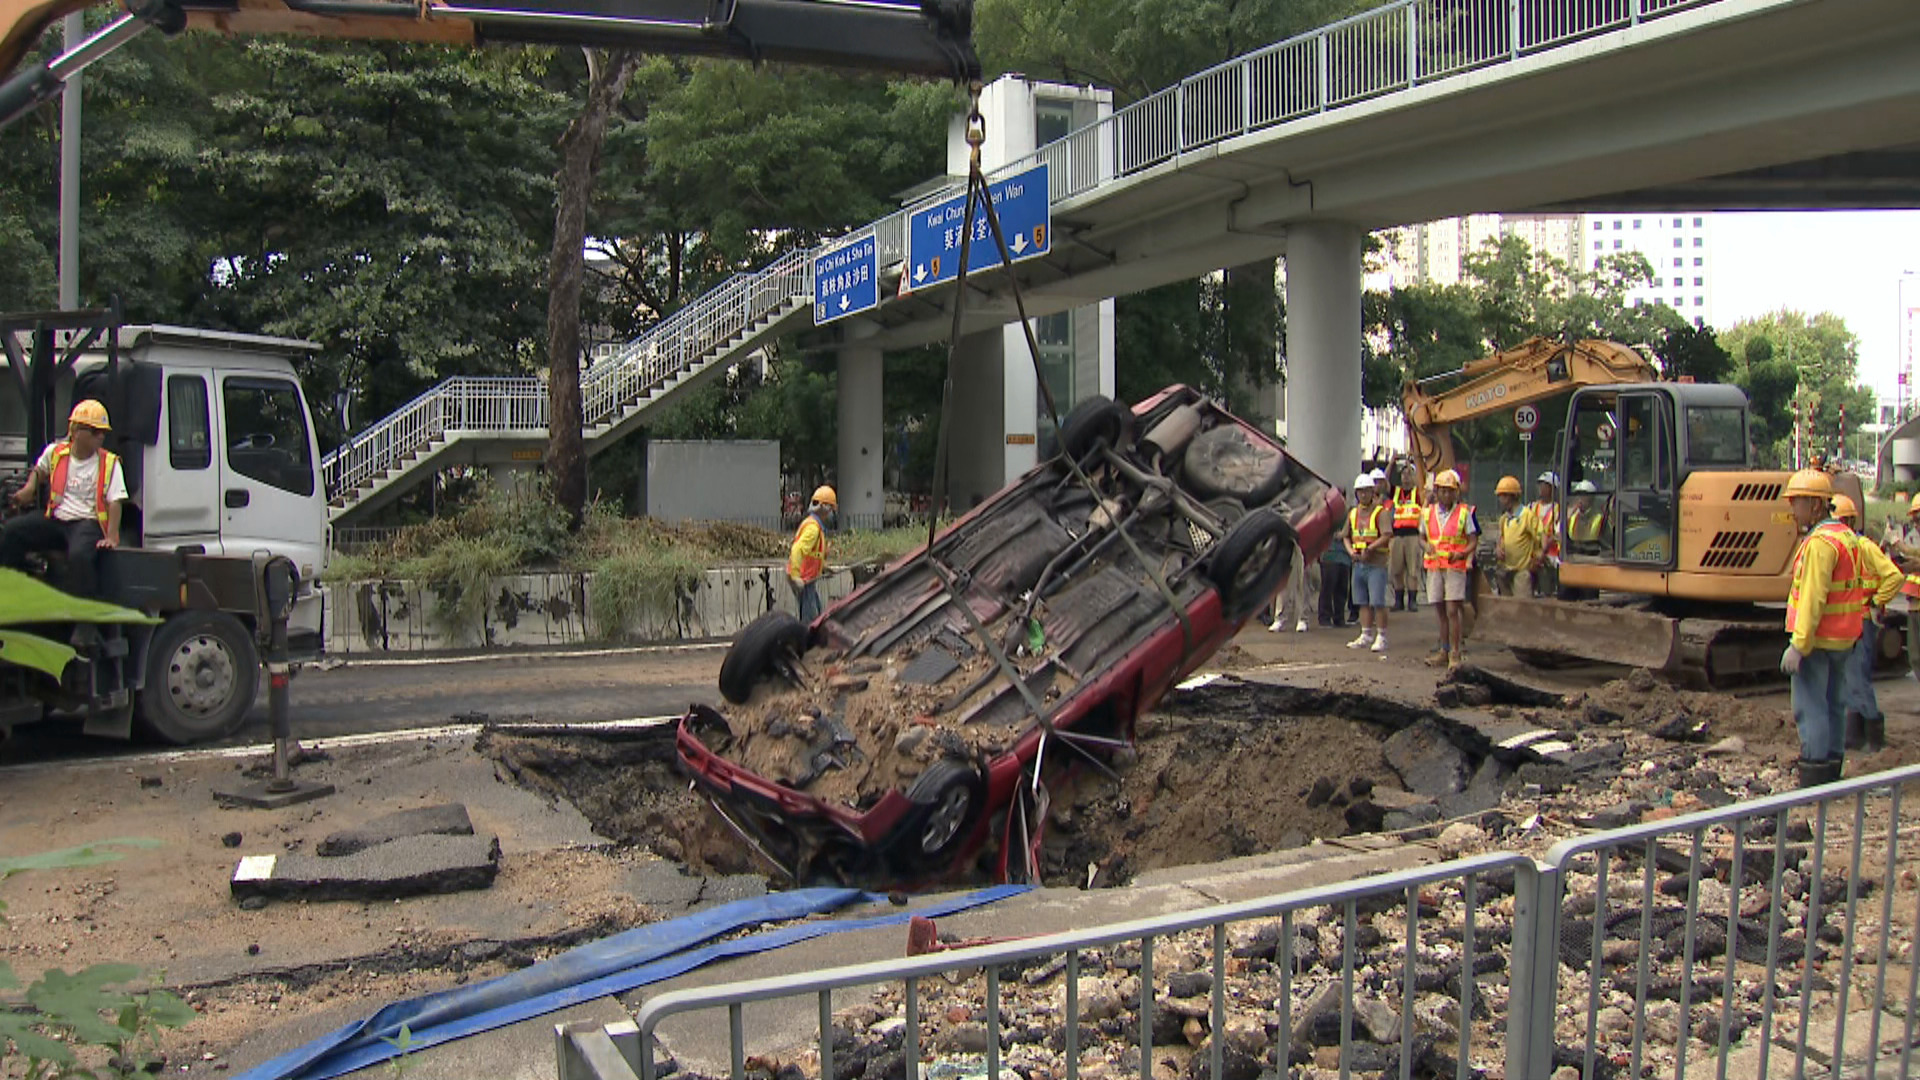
(1720, 310, 1873, 466)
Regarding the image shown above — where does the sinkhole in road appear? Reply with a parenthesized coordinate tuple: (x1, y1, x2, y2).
(479, 680, 1510, 890)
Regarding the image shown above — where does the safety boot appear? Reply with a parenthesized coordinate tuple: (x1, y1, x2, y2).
(1798, 758, 1843, 788)
(1845, 712, 1867, 752)
(1865, 716, 1888, 754)
(1391, 592, 1405, 612)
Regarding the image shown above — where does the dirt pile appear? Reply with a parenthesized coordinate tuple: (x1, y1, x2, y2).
(1563, 670, 1791, 748)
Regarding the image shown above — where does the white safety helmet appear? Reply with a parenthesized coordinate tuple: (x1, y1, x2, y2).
(1572, 480, 1597, 494)
(1353, 472, 1376, 490)
(1537, 471, 1559, 488)
(1370, 468, 1387, 484)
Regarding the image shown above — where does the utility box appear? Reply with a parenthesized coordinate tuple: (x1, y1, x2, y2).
(641, 439, 780, 526)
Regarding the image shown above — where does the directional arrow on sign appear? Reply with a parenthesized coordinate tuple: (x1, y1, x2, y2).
(914, 264, 927, 284)
(839, 295, 849, 312)
(1010, 233, 1027, 255)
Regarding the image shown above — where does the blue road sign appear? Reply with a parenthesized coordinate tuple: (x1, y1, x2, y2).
(905, 163, 1050, 292)
(813, 233, 878, 324)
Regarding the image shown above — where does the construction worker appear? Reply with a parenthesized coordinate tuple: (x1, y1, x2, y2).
(1490, 475, 1541, 598)
(1833, 494, 1901, 753)
(1387, 460, 1424, 613)
(1530, 472, 1561, 598)
(1346, 473, 1391, 654)
(1780, 469, 1867, 787)
(1567, 480, 1606, 553)
(2, 400, 124, 599)
(1421, 469, 1477, 670)
(1884, 493, 1920, 685)
(788, 485, 836, 623)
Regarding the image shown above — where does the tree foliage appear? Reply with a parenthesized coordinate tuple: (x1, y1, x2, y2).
(1720, 309, 1874, 466)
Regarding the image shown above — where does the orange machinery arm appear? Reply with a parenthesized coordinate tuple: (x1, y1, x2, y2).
(1400, 336, 1658, 483)
(2, 0, 977, 127)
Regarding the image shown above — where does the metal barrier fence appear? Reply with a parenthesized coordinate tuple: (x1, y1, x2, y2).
(557, 764, 1920, 1080)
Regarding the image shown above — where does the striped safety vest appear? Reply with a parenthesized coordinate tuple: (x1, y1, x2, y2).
(1569, 505, 1606, 543)
(1422, 503, 1475, 571)
(1787, 521, 1867, 645)
(1390, 486, 1422, 530)
(44, 442, 119, 526)
(1896, 523, 1920, 599)
(788, 513, 828, 584)
(1348, 504, 1384, 558)
(1533, 500, 1560, 559)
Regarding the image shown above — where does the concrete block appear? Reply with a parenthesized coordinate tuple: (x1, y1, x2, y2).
(232, 834, 500, 902)
(317, 803, 474, 856)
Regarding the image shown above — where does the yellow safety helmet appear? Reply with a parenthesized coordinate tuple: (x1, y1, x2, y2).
(1495, 475, 1522, 496)
(1908, 491, 1920, 516)
(810, 485, 838, 509)
(67, 399, 111, 432)
(1782, 468, 1833, 499)
(1432, 469, 1462, 490)
(1831, 494, 1859, 521)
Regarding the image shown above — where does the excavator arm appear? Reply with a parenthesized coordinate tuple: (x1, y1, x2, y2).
(1, 0, 978, 128)
(1400, 336, 1658, 482)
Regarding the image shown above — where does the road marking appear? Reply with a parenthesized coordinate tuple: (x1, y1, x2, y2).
(0, 714, 681, 776)
(1531, 739, 1574, 755)
(1498, 729, 1557, 750)
(234, 855, 276, 881)
(322, 641, 727, 669)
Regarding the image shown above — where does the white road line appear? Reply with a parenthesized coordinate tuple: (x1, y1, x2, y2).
(1498, 729, 1556, 750)
(0, 714, 681, 776)
(324, 641, 726, 668)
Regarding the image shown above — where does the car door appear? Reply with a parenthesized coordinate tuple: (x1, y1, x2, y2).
(140, 369, 222, 550)
(214, 371, 326, 577)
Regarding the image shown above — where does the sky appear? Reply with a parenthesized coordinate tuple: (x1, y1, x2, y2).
(1711, 210, 1920, 411)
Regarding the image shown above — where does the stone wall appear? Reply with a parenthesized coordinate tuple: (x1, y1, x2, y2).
(323, 563, 857, 655)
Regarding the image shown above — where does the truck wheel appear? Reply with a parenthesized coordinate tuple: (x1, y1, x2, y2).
(1059, 396, 1130, 462)
(1181, 424, 1288, 506)
(1206, 509, 1294, 622)
(893, 757, 986, 869)
(718, 611, 807, 705)
(139, 612, 259, 745)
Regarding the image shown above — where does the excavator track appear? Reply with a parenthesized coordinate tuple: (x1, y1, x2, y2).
(1476, 594, 1908, 690)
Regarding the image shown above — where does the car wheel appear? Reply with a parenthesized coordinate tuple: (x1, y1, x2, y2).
(1206, 508, 1295, 622)
(138, 612, 259, 745)
(717, 611, 807, 705)
(1180, 424, 1288, 505)
(894, 757, 987, 868)
(1059, 396, 1131, 462)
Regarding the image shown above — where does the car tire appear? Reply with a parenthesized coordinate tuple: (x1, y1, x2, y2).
(1059, 396, 1130, 462)
(1180, 424, 1288, 506)
(1206, 508, 1295, 622)
(893, 757, 987, 870)
(138, 612, 259, 745)
(718, 611, 807, 705)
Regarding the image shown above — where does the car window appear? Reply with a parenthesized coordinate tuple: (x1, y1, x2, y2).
(1685, 406, 1746, 466)
(223, 376, 314, 497)
(168, 375, 211, 470)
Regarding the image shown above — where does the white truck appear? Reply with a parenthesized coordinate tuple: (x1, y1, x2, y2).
(1, 309, 328, 744)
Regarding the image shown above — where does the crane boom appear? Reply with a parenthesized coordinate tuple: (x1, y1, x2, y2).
(1, 0, 978, 128)
(1400, 336, 1658, 481)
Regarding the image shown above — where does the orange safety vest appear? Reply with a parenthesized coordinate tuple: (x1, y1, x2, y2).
(788, 513, 828, 584)
(1896, 525, 1920, 599)
(1787, 521, 1867, 645)
(1348, 504, 1384, 558)
(44, 442, 119, 526)
(1390, 486, 1421, 530)
(1533, 500, 1560, 559)
(1422, 503, 1475, 571)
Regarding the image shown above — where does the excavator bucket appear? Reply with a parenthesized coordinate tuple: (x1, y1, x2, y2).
(1473, 594, 1680, 672)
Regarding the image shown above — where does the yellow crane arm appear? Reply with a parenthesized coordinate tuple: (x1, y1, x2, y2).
(1400, 336, 1658, 482)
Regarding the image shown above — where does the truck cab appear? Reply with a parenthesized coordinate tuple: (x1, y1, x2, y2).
(2, 318, 328, 743)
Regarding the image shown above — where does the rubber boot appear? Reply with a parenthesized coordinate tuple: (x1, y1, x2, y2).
(1406, 592, 1419, 613)
(1391, 591, 1405, 613)
(1798, 758, 1836, 789)
(1845, 712, 1867, 752)
(1866, 716, 1888, 754)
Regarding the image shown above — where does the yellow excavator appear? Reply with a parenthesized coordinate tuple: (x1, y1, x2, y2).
(1473, 380, 1880, 687)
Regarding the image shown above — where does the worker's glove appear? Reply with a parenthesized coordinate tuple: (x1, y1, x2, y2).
(1780, 646, 1805, 675)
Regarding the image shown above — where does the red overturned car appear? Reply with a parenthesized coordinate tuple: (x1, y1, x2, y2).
(676, 386, 1343, 886)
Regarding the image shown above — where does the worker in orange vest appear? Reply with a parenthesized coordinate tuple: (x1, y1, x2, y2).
(3, 400, 125, 598)
(1529, 471, 1561, 598)
(1832, 494, 1902, 754)
(1780, 469, 1867, 787)
(1386, 460, 1424, 613)
(788, 485, 836, 622)
(1884, 492, 1920, 685)
(1421, 469, 1478, 670)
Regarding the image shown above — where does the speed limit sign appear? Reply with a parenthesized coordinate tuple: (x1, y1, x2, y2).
(1514, 405, 1540, 433)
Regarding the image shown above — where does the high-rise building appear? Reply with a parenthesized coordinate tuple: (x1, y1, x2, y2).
(1367, 213, 1584, 291)
(1577, 213, 1716, 327)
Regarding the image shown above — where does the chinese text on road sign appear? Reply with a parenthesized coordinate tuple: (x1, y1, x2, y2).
(905, 164, 1050, 291)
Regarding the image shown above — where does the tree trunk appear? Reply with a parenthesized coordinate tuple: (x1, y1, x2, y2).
(547, 49, 641, 528)
(1223, 257, 1281, 424)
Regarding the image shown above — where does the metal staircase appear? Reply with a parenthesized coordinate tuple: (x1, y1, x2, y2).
(322, 251, 811, 522)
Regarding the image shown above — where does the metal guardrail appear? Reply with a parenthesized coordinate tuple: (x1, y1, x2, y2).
(558, 764, 1920, 1080)
(326, 0, 1739, 512)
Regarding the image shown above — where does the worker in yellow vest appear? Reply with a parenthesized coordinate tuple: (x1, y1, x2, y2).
(788, 485, 836, 622)
(1421, 469, 1478, 670)
(2, 400, 125, 598)
(1386, 460, 1424, 613)
(1780, 469, 1868, 787)
(1490, 476, 1541, 598)
(1884, 492, 1920, 685)
(1530, 472, 1561, 597)
(1833, 495, 1902, 754)
(1345, 473, 1391, 654)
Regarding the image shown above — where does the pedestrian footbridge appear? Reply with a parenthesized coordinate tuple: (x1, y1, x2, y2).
(322, 0, 1920, 524)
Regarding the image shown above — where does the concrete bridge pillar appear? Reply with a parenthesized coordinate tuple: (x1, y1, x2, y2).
(837, 326, 885, 530)
(1284, 222, 1363, 484)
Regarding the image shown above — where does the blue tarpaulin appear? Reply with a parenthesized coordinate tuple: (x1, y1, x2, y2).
(237, 884, 1028, 1080)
